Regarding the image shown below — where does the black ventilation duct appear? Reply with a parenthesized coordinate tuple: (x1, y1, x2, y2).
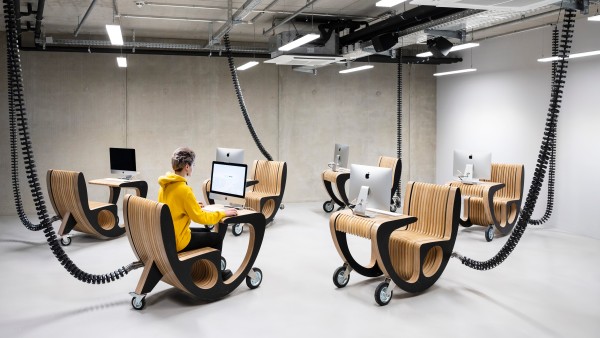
(427, 37, 452, 57)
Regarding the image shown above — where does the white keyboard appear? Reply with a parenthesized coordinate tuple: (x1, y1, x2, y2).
(104, 178, 126, 182)
(366, 207, 401, 217)
(202, 204, 225, 212)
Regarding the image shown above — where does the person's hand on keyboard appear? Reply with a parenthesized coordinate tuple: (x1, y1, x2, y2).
(224, 208, 238, 217)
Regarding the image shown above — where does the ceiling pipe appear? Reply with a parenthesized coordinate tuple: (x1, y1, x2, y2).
(73, 0, 99, 36)
(251, 0, 281, 23)
(34, 0, 45, 42)
(262, 0, 319, 35)
(120, 14, 232, 23)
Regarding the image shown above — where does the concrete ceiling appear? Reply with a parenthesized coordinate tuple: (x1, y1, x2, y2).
(3, 0, 599, 54)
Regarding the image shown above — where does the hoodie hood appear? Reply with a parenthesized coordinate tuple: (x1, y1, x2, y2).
(158, 172, 187, 189)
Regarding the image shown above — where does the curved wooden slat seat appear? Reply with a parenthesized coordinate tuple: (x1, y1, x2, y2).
(449, 163, 524, 237)
(377, 156, 402, 201)
(123, 195, 266, 306)
(330, 211, 416, 278)
(330, 181, 460, 304)
(47, 169, 121, 239)
(245, 160, 287, 224)
(375, 182, 460, 293)
(321, 169, 351, 209)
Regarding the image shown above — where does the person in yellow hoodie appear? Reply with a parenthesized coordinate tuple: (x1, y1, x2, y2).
(158, 147, 237, 279)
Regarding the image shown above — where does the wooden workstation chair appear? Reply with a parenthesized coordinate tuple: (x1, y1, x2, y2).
(123, 194, 266, 310)
(47, 169, 122, 245)
(377, 156, 402, 211)
(330, 181, 460, 306)
(449, 163, 524, 241)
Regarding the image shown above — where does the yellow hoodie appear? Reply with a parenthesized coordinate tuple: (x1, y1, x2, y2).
(158, 172, 226, 252)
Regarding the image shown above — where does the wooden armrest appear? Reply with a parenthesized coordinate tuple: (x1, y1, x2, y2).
(373, 215, 418, 242)
(88, 200, 114, 210)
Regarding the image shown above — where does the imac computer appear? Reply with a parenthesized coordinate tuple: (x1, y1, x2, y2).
(209, 161, 248, 206)
(453, 150, 492, 184)
(349, 164, 392, 216)
(331, 143, 349, 171)
(109, 147, 137, 180)
(216, 147, 244, 164)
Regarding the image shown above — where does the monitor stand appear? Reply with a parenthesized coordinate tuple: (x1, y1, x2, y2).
(119, 175, 134, 180)
(460, 164, 478, 185)
(352, 186, 370, 217)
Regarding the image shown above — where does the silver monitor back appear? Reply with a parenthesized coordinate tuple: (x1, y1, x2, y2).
(216, 147, 244, 164)
(453, 150, 492, 180)
(334, 143, 349, 169)
(349, 164, 392, 211)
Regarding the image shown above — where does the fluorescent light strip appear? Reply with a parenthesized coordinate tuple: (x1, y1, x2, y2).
(569, 50, 600, 59)
(117, 57, 127, 68)
(417, 43, 480, 57)
(237, 61, 259, 71)
(588, 14, 600, 21)
(339, 65, 374, 74)
(278, 33, 320, 51)
(537, 50, 600, 62)
(375, 0, 407, 7)
(106, 24, 124, 46)
(433, 68, 477, 77)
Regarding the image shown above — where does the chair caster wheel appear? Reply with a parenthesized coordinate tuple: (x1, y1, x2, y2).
(131, 296, 146, 310)
(220, 257, 227, 271)
(60, 236, 71, 246)
(323, 201, 334, 213)
(375, 282, 392, 306)
(232, 223, 243, 236)
(246, 267, 262, 289)
(485, 225, 495, 242)
(390, 205, 397, 212)
(332, 266, 349, 288)
(279, 204, 285, 210)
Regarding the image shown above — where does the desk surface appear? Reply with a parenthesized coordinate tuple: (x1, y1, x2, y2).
(89, 178, 146, 187)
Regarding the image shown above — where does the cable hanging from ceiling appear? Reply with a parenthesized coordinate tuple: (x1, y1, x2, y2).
(223, 34, 274, 161)
(453, 9, 576, 270)
(4, 0, 142, 284)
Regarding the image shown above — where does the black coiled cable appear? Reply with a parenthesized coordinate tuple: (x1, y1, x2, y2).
(4, 0, 138, 283)
(455, 10, 575, 270)
(223, 34, 274, 161)
(394, 48, 403, 205)
(528, 26, 558, 226)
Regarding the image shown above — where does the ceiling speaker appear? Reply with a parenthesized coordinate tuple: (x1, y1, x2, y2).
(426, 37, 453, 57)
(371, 33, 397, 53)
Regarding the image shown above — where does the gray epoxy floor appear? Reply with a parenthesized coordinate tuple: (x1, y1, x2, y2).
(1, 202, 599, 338)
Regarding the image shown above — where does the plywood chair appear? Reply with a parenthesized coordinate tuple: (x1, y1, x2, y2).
(123, 194, 266, 310)
(47, 169, 121, 245)
(330, 181, 460, 306)
(245, 160, 287, 225)
(449, 163, 524, 241)
(377, 156, 402, 211)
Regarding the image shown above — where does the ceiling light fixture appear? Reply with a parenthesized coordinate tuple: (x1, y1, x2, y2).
(433, 68, 477, 77)
(417, 42, 480, 57)
(339, 65, 374, 74)
(237, 61, 259, 70)
(279, 33, 320, 51)
(375, 0, 407, 7)
(106, 24, 124, 45)
(537, 50, 600, 62)
(117, 56, 127, 68)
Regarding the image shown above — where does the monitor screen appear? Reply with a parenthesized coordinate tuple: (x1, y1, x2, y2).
(349, 164, 392, 211)
(209, 161, 248, 199)
(216, 147, 244, 164)
(334, 143, 349, 169)
(453, 150, 492, 180)
(109, 148, 136, 176)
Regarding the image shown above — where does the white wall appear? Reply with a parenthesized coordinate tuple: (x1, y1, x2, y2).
(436, 18, 600, 238)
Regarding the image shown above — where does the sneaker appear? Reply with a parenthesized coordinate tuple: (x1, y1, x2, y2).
(222, 269, 233, 281)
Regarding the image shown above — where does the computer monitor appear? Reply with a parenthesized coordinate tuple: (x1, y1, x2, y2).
(216, 147, 244, 164)
(333, 143, 349, 169)
(209, 161, 248, 202)
(349, 164, 392, 212)
(109, 147, 137, 179)
(453, 150, 492, 182)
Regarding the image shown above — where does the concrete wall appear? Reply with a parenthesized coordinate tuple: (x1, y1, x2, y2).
(0, 39, 437, 215)
(436, 19, 600, 238)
